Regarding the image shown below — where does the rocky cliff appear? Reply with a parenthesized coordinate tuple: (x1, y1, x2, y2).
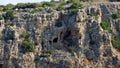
(0, 2, 120, 68)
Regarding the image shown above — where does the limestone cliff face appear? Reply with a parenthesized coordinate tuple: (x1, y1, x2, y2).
(0, 3, 120, 68)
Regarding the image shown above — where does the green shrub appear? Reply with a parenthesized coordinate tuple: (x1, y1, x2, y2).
(67, 0, 79, 3)
(31, 7, 44, 14)
(91, 13, 98, 20)
(21, 40, 34, 52)
(14, 3, 39, 9)
(56, 6, 65, 11)
(21, 33, 31, 40)
(46, 15, 50, 20)
(100, 21, 110, 32)
(6, 4, 14, 10)
(42, 50, 54, 54)
(70, 9, 78, 15)
(111, 36, 120, 51)
(112, 14, 120, 19)
(42, 2, 56, 7)
(47, 8, 53, 13)
(60, 1, 66, 6)
(69, 46, 77, 53)
(0, 15, 3, 20)
(6, 10, 15, 19)
(70, 3, 82, 9)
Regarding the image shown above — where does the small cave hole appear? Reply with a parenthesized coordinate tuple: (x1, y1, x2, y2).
(89, 40, 95, 45)
(63, 31, 71, 39)
(49, 41, 52, 44)
(0, 63, 3, 68)
(53, 38, 58, 43)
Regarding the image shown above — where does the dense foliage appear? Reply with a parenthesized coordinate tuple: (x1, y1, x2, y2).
(111, 36, 120, 51)
(70, 3, 82, 9)
(21, 33, 31, 40)
(42, 2, 56, 7)
(21, 40, 34, 52)
(56, 6, 65, 11)
(112, 14, 120, 19)
(14, 3, 39, 9)
(100, 21, 110, 32)
(6, 10, 15, 19)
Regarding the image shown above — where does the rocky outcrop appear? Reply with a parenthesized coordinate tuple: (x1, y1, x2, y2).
(0, 3, 120, 68)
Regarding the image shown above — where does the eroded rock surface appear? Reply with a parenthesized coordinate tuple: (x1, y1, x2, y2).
(0, 2, 120, 68)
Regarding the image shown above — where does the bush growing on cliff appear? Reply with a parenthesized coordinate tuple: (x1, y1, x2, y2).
(21, 33, 31, 40)
(0, 15, 3, 20)
(70, 9, 78, 15)
(42, 2, 56, 7)
(31, 7, 44, 14)
(112, 14, 120, 19)
(67, 0, 79, 3)
(21, 40, 34, 52)
(14, 3, 39, 9)
(69, 46, 77, 53)
(111, 36, 120, 51)
(100, 21, 110, 32)
(6, 10, 15, 19)
(56, 6, 65, 11)
(69, 3, 82, 15)
(70, 3, 82, 9)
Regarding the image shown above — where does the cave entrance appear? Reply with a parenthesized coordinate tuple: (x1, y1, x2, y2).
(53, 37, 58, 43)
(0, 64, 3, 68)
(0, 61, 3, 68)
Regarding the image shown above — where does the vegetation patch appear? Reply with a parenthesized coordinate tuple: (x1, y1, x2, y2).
(40, 50, 54, 57)
(42, 2, 56, 7)
(112, 13, 120, 19)
(21, 40, 34, 52)
(31, 7, 44, 14)
(100, 21, 110, 32)
(69, 46, 78, 53)
(14, 3, 39, 9)
(21, 33, 31, 40)
(70, 9, 78, 15)
(70, 3, 82, 9)
(6, 10, 15, 19)
(0, 15, 3, 20)
(67, 0, 80, 3)
(56, 6, 65, 11)
(46, 14, 51, 20)
(111, 36, 120, 51)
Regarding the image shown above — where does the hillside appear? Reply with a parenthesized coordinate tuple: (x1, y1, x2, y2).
(0, 1, 120, 68)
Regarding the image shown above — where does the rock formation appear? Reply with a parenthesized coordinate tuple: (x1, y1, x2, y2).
(0, 2, 120, 68)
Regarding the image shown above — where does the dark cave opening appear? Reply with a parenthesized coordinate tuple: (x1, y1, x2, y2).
(63, 30, 71, 39)
(53, 37, 58, 43)
(0, 64, 3, 68)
